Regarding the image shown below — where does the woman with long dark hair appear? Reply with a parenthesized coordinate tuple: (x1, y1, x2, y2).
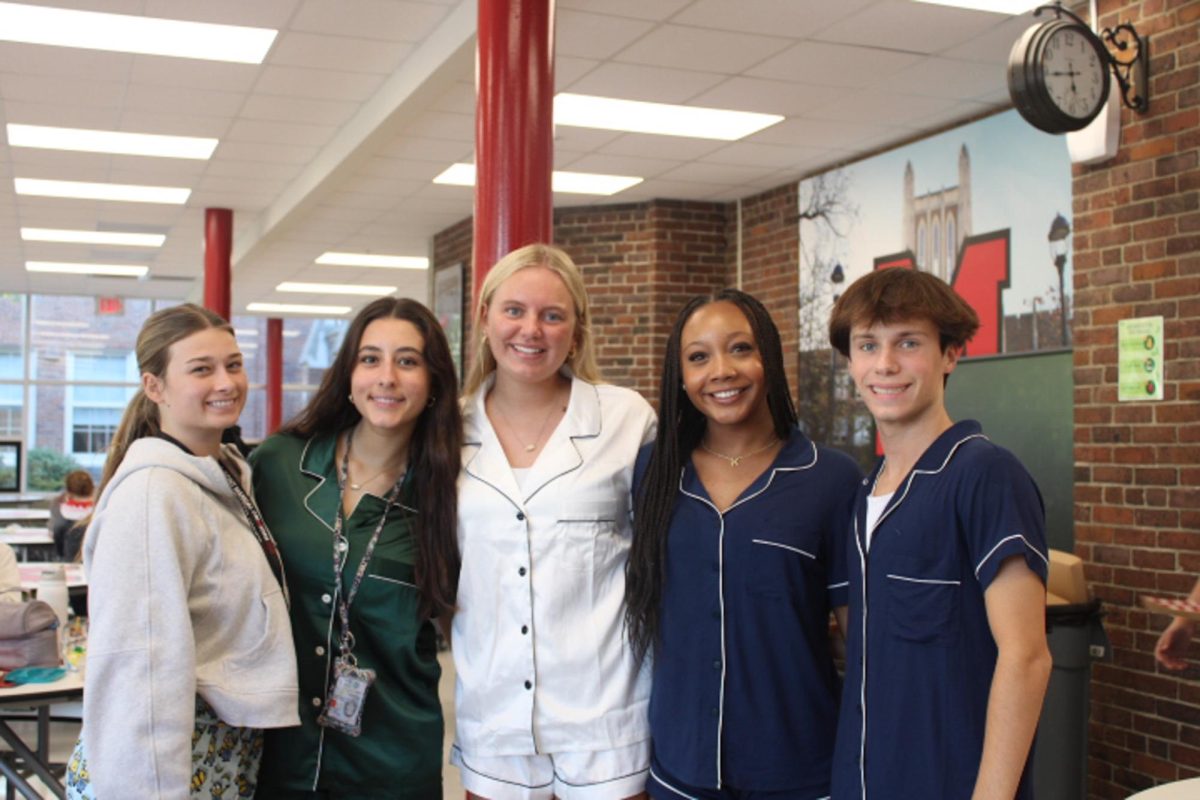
(252, 297, 461, 799)
(626, 289, 860, 800)
(66, 303, 298, 799)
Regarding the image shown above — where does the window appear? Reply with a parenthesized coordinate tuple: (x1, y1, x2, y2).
(0, 352, 21, 437)
(932, 221, 942, 277)
(67, 353, 136, 468)
(946, 215, 956, 272)
(917, 221, 926, 268)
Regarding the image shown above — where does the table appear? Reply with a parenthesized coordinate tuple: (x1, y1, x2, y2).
(0, 530, 55, 563)
(0, 673, 82, 800)
(0, 511, 48, 524)
(17, 564, 85, 594)
(0, 497, 49, 510)
(1127, 777, 1200, 799)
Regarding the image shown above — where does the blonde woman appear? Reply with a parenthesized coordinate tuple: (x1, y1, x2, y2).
(66, 304, 298, 799)
(452, 244, 656, 800)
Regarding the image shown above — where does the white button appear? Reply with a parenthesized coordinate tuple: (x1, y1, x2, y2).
(336, 540, 349, 552)
(311, 697, 322, 707)
(321, 593, 332, 603)
(315, 646, 325, 656)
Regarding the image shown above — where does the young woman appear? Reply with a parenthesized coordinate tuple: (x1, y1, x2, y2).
(67, 303, 298, 799)
(49, 469, 94, 560)
(251, 297, 461, 799)
(453, 243, 656, 800)
(626, 289, 861, 800)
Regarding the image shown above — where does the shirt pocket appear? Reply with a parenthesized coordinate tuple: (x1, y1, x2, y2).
(885, 562, 961, 644)
(223, 586, 293, 679)
(747, 534, 821, 600)
(556, 499, 622, 573)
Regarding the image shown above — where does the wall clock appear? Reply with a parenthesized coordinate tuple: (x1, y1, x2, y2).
(1008, 17, 1112, 135)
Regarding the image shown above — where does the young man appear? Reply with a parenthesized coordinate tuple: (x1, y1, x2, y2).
(828, 268, 1052, 800)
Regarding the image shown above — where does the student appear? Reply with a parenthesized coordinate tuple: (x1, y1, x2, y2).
(626, 289, 860, 800)
(66, 303, 298, 799)
(252, 297, 461, 799)
(1155, 575, 1200, 670)
(453, 243, 656, 800)
(48, 469, 94, 560)
(828, 268, 1052, 800)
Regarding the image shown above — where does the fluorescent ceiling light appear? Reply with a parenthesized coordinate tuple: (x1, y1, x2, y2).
(234, 328, 259, 337)
(555, 93, 783, 141)
(434, 163, 643, 196)
(7, 124, 217, 159)
(32, 331, 109, 340)
(316, 252, 429, 269)
(21, 227, 165, 247)
(26, 261, 148, 277)
(32, 320, 89, 328)
(277, 281, 397, 296)
(0, 2, 277, 63)
(911, 0, 1041, 12)
(15, 178, 190, 204)
(246, 302, 351, 316)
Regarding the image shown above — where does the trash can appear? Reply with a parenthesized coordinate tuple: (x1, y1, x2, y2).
(1033, 550, 1109, 800)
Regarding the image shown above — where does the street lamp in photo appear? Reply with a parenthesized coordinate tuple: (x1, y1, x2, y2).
(1048, 213, 1071, 346)
(829, 263, 845, 441)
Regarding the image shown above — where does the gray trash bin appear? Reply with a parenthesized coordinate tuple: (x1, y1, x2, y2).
(1033, 598, 1108, 800)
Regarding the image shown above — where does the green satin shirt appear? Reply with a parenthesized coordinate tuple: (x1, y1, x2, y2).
(251, 432, 442, 799)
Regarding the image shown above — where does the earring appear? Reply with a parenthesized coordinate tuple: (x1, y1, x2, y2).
(427, 396, 436, 409)
(347, 393, 353, 403)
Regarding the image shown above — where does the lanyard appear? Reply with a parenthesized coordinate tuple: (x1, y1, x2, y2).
(331, 436, 405, 663)
(219, 461, 290, 608)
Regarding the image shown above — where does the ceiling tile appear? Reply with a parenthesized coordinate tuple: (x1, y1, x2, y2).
(254, 65, 385, 102)
(291, 0, 448, 42)
(597, 132, 725, 161)
(226, 119, 337, 147)
(215, 140, 319, 165)
(556, 0, 690, 22)
(705, 140, 832, 170)
(690, 75, 846, 116)
(614, 24, 793, 74)
(122, 83, 248, 117)
(268, 32, 411, 74)
(817, 0, 999, 54)
(562, 62, 725, 104)
(375, 137, 473, 163)
(128, 56, 260, 92)
(144, 0, 300, 27)
(748, 41, 922, 88)
(556, 10, 657, 60)
(0, 42, 133, 82)
(671, 0, 876, 39)
(875, 56, 1005, 102)
(240, 94, 359, 126)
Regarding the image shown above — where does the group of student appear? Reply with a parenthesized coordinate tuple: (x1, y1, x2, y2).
(64, 242, 1059, 800)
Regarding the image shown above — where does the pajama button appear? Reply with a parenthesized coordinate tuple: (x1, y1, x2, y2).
(312, 697, 322, 707)
(315, 646, 325, 656)
(516, 512, 526, 521)
(519, 567, 527, 576)
(524, 680, 532, 690)
(321, 593, 332, 604)
(521, 625, 529, 634)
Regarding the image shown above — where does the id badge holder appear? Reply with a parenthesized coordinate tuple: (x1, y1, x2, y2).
(317, 657, 376, 737)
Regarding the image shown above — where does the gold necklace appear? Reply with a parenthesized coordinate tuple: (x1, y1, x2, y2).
(345, 427, 404, 490)
(492, 391, 565, 453)
(700, 437, 779, 467)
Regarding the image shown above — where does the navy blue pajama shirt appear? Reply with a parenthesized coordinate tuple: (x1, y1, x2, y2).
(831, 420, 1049, 800)
(635, 428, 861, 799)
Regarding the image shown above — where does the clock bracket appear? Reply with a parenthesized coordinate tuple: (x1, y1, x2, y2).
(1034, 3, 1148, 114)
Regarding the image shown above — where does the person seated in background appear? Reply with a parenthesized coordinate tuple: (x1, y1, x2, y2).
(49, 469, 94, 560)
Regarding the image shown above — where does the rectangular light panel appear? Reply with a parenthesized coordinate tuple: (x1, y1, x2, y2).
(0, 2, 277, 63)
(555, 93, 783, 141)
(276, 282, 397, 296)
(15, 178, 190, 204)
(246, 302, 351, 316)
(26, 261, 148, 277)
(434, 163, 642, 196)
(21, 228, 165, 247)
(911, 0, 1042, 12)
(7, 124, 217, 159)
(315, 252, 429, 269)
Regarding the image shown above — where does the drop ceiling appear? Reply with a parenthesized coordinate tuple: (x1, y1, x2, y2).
(0, 0, 1046, 315)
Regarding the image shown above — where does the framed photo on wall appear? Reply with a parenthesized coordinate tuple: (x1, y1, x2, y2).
(434, 262, 464, 382)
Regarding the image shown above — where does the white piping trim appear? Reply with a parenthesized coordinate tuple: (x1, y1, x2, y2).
(885, 574, 961, 586)
(751, 538, 816, 560)
(366, 574, 417, 589)
(648, 766, 699, 800)
(975, 533, 1049, 577)
(828, 580, 849, 590)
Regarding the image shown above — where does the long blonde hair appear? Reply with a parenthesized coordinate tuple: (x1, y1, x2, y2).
(95, 303, 234, 500)
(462, 243, 601, 397)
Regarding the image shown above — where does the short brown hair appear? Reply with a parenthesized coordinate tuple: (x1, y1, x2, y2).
(64, 469, 94, 497)
(829, 268, 979, 357)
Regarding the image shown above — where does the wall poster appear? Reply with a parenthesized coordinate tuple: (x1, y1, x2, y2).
(797, 109, 1073, 463)
(434, 262, 465, 382)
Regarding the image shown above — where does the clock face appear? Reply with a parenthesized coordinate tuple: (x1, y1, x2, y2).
(1040, 25, 1106, 119)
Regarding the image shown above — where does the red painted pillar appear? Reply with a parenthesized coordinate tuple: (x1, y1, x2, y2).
(266, 318, 283, 434)
(473, 0, 555, 302)
(204, 208, 233, 320)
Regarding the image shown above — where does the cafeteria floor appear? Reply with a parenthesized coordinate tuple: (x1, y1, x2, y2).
(0, 648, 466, 798)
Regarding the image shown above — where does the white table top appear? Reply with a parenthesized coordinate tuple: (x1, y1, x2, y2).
(19, 562, 86, 591)
(0, 508, 50, 522)
(0, 527, 53, 546)
(1127, 777, 1200, 799)
(0, 670, 83, 705)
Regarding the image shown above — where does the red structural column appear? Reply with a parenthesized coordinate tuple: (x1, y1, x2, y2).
(266, 318, 284, 434)
(204, 207, 233, 320)
(473, 0, 555, 301)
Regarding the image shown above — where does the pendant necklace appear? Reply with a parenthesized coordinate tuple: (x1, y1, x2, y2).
(493, 390, 565, 453)
(700, 437, 779, 468)
(345, 426, 402, 490)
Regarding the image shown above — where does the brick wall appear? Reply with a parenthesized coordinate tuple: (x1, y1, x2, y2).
(1070, 1, 1200, 796)
(432, 199, 731, 402)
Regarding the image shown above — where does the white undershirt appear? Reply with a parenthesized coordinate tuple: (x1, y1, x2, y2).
(865, 491, 894, 551)
(511, 466, 531, 491)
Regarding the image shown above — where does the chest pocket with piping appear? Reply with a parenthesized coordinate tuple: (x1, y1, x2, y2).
(885, 555, 961, 644)
(556, 498, 623, 573)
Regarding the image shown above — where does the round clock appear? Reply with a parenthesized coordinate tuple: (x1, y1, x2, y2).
(1008, 18, 1111, 134)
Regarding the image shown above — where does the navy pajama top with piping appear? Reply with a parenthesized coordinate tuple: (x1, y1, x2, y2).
(636, 428, 860, 796)
(831, 420, 1048, 800)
